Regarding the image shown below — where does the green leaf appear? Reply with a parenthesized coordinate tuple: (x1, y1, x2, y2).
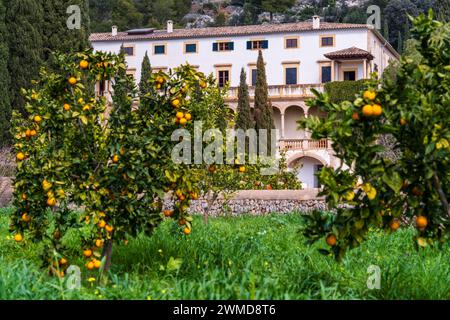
(79, 115, 88, 125)
(382, 171, 403, 193)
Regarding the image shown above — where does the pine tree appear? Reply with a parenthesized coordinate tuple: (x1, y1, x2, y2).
(41, 0, 91, 64)
(139, 51, 152, 97)
(254, 50, 275, 155)
(0, 0, 11, 147)
(235, 68, 254, 131)
(5, 0, 44, 116)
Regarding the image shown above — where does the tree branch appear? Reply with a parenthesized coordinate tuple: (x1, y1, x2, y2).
(432, 172, 450, 219)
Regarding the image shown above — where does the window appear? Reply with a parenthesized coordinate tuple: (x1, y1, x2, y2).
(321, 66, 332, 83)
(251, 69, 257, 86)
(218, 70, 230, 87)
(285, 37, 299, 49)
(320, 35, 335, 47)
(213, 41, 234, 52)
(314, 165, 324, 188)
(285, 67, 298, 85)
(344, 70, 356, 81)
(247, 40, 269, 50)
(184, 42, 197, 53)
(126, 69, 136, 81)
(154, 44, 166, 55)
(123, 45, 134, 56)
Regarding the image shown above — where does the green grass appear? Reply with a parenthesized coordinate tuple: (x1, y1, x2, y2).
(0, 207, 448, 300)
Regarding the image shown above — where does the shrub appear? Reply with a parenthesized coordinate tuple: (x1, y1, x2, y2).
(324, 80, 367, 104)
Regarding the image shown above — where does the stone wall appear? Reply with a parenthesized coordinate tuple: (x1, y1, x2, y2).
(0, 179, 327, 215)
(168, 190, 328, 216)
(0, 177, 12, 208)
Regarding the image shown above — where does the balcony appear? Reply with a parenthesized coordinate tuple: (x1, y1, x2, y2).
(227, 84, 324, 100)
(279, 139, 330, 151)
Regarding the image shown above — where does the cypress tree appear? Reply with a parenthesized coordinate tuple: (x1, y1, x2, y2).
(41, 0, 91, 65)
(0, 0, 11, 147)
(139, 51, 152, 97)
(254, 50, 275, 155)
(383, 19, 390, 42)
(397, 30, 403, 54)
(5, 0, 44, 116)
(235, 68, 254, 131)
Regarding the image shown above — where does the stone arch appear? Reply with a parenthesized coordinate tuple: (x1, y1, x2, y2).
(288, 153, 329, 189)
(272, 105, 282, 133)
(284, 105, 306, 139)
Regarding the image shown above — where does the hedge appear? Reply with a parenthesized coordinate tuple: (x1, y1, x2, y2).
(324, 80, 368, 104)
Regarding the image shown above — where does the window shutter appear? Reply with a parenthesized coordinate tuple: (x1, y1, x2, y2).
(229, 42, 234, 51)
(213, 43, 218, 51)
(262, 40, 269, 49)
(247, 41, 252, 50)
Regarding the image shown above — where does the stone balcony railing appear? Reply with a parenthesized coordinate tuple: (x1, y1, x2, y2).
(227, 84, 324, 100)
(279, 139, 330, 151)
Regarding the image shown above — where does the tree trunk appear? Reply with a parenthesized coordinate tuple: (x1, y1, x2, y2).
(432, 172, 450, 218)
(102, 238, 113, 272)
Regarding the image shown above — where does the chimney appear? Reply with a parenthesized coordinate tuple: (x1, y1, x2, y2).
(312, 15, 320, 29)
(167, 20, 173, 33)
(112, 25, 118, 37)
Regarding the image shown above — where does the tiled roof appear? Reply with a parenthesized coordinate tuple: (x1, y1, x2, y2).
(89, 22, 369, 42)
(324, 47, 374, 60)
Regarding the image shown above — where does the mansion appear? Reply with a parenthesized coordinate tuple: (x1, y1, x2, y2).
(89, 16, 398, 189)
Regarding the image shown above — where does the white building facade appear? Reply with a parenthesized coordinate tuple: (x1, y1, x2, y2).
(90, 17, 398, 189)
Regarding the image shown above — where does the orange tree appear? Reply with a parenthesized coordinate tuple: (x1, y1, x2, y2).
(299, 12, 449, 260)
(10, 49, 224, 274)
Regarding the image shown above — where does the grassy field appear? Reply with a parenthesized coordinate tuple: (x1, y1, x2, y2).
(0, 207, 448, 300)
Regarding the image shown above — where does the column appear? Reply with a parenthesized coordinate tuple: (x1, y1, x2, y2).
(363, 59, 367, 79)
(281, 112, 285, 139)
(331, 60, 335, 81)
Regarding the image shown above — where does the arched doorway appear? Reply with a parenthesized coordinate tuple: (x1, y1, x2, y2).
(272, 106, 282, 136)
(289, 155, 326, 189)
(284, 105, 306, 139)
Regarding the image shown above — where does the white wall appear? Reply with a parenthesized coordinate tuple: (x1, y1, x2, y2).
(295, 157, 323, 188)
(92, 28, 369, 87)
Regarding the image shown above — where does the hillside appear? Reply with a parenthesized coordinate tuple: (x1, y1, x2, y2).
(88, 0, 448, 54)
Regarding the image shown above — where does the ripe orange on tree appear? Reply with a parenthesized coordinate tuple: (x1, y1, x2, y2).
(30, 129, 37, 137)
(16, 152, 25, 161)
(183, 227, 191, 235)
(33, 115, 42, 123)
(47, 198, 57, 207)
(97, 220, 106, 228)
(80, 60, 89, 69)
(185, 113, 192, 121)
(363, 90, 376, 101)
(68, 77, 77, 85)
(352, 112, 360, 121)
(239, 166, 246, 173)
(83, 249, 93, 258)
(390, 219, 400, 231)
(25, 129, 32, 138)
(400, 118, 408, 126)
(93, 259, 101, 269)
(163, 210, 174, 217)
(105, 225, 114, 233)
(171, 98, 181, 108)
(372, 104, 383, 117)
(95, 239, 104, 248)
(326, 234, 337, 246)
(112, 155, 119, 163)
(178, 219, 186, 226)
(21, 213, 31, 223)
(59, 258, 68, 265)
(14, 234, 23, 243)
(176, 112, 184, 119)
(362, 105, 374, 117)
(416, 216, 428, 229)
(86, 261, 95, 270)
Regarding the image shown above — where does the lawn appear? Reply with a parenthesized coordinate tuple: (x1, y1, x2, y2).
(0, 207, 448, 300)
